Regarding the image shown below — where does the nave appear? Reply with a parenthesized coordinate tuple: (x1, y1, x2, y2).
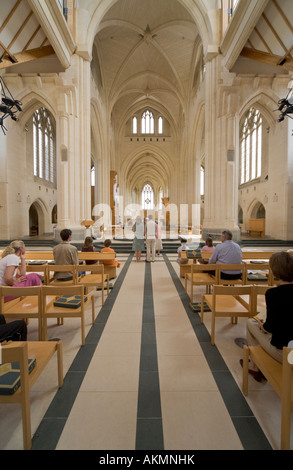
(1, 251, 292, 451)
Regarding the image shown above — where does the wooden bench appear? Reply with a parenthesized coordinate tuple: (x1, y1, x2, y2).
(248, 218, 265, 237)
(0, 340, 63, 450)
(242, 345, 293, 450)
(22, 251, 118, 280)
(181, 250, 277, 261)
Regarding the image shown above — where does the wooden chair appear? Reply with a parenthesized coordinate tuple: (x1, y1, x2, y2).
(201, 285, 253, 345)
(242, 345, 293, 450)
(42, 285, 95, 345)
(26, 263, 48, 284)
(184, 263, 218, 303)
(218, 263, 246, 285)
(0, 340, 63, 450)
(238, 285, 273, 319)
(78, 264, 109, 306)
(244, 262, 273, 285)
(0, 286, 43, 340)
(46, 265, 78, 286)
(79, 252, 117, 279)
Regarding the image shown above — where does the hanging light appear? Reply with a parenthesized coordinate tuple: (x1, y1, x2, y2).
(0, 76, 22, 135)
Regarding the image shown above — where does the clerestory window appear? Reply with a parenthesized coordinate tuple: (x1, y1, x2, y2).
(141, 109, 154, 134)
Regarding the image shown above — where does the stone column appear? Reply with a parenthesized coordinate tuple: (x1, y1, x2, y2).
(202, 56, 240, 241)
(54, 54, 92, 242)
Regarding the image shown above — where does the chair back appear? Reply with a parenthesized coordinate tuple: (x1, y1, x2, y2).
(42, 284, 85, 311)
(0, 286, 42, 314)
(190, 263, 219, 283)
(212, 284, 253, 311)
(218, 263, 245, 285)
(47, 265, 78, 284)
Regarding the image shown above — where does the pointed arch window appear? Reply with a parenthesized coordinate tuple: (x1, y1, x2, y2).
(158, 116, 163, 134)
(200, 165, 205, 196)
(142, 183, 154, 209)
(141, 109, 154, 134)
(132, 116, 137, 134)
(240, 107, 262, 185)
(33, 107, 56, 185)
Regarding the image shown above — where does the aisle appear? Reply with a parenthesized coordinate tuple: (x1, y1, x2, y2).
(40, 255, 268, 450)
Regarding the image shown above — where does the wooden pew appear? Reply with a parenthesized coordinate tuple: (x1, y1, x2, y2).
(242, 345, 293, 450)
(0, 340, 63, 450)
(21, 251, 118, 280)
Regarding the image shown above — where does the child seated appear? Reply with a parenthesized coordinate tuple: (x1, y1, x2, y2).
(201, 236, 214, 253)
(81, 236, 97, 265)
(101, 239, 120, 268)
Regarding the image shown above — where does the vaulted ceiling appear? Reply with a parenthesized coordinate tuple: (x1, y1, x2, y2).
(92, 0, 200, 134)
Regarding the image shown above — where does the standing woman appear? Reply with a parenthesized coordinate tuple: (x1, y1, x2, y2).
(132, 216, 145, 262)
(0, 240, 42, 301)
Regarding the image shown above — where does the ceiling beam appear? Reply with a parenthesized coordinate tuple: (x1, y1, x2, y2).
(220, 0, 270, 70)
(0, 44, 55, 70)
(28, 0, 75, 69)
(240, 46, 293, 72)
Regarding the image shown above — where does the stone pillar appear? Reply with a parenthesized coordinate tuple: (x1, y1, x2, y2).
(202, 56, 240, 241)
(54, 54, 92, 242)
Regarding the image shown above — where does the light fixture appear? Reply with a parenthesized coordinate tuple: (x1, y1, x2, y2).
(276, 80, 293, 123)
(0, 76, 22, 135)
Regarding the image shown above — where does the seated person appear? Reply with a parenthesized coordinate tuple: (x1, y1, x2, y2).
(53, 228, 78, 281)
(177, 238, 189, 264)
(208, 230, 242, 280)
(81, 237, 97, 265)
(101, 239, 120, 268)
(243, 251, 293, 382)
(198, 236, 214, 264)
(0, 240, 41, 302)
(202, 236, 214, 253)
(0, 314, 27, 342)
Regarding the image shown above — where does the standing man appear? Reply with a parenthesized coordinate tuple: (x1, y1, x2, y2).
(53, 228, 79, 280)
(209, 230, 242, 280)
(145, 215, 157, 262)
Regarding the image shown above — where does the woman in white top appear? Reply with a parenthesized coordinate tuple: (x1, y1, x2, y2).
(0, 240, 41, 302)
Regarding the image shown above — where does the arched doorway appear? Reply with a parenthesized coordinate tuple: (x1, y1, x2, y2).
(29, 204, 39, 236)
(249, 201, 266, 237)
(51, 204, 57, 224)
(29, 200, 46, 237)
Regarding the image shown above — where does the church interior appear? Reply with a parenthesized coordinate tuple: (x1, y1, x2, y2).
(0, 0, 293, 452)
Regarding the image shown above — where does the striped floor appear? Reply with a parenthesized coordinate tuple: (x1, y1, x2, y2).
(0, 252, 292, 451)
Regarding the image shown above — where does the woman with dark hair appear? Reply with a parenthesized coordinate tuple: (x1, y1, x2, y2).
(242, 251, 293, 381)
